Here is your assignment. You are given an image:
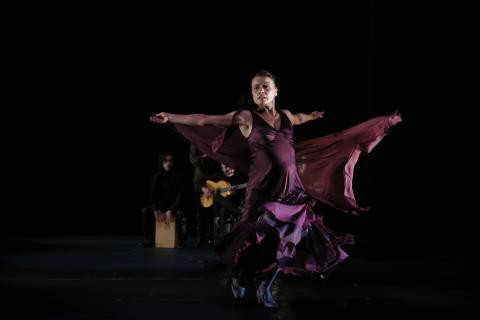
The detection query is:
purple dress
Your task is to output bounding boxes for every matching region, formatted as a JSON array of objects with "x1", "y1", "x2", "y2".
[{"x1": 171, "y1": 109, "x2": 402, "y2": 283}]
